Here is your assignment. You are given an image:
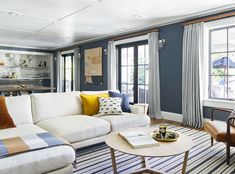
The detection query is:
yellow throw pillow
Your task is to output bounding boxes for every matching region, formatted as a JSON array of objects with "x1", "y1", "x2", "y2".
[{"x1": 80, "y1": 93, "x2": 109, "y2": 116}]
